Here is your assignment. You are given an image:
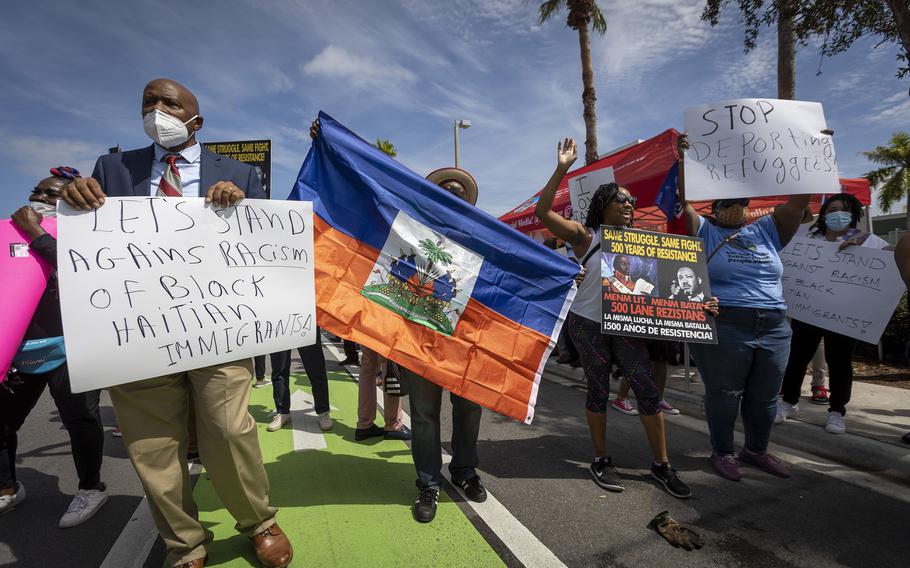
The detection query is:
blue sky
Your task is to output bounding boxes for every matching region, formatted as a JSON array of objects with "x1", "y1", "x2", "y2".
[{"x1": 1, "y1": 0, "x2": 907, "y2": 219}]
